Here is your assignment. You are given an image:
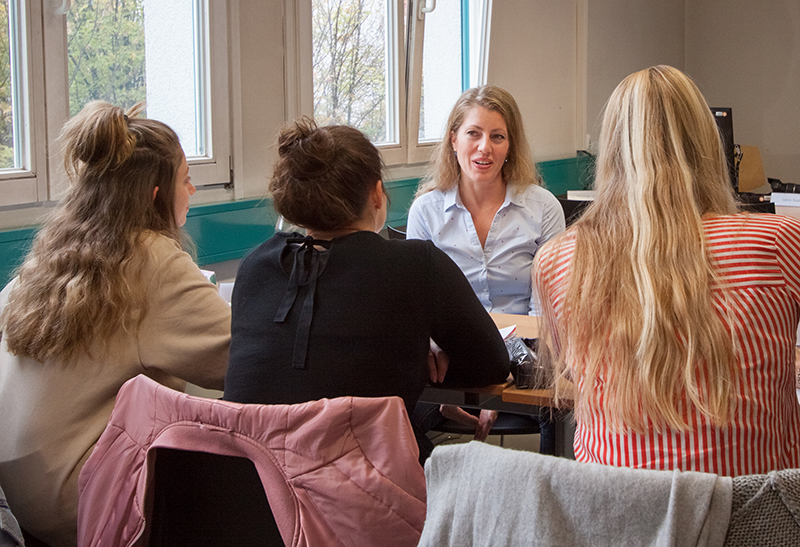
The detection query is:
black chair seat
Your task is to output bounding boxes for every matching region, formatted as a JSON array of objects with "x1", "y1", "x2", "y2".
[{"x1": 433, "y1": 412, "x2": 540, "y2": 436}]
